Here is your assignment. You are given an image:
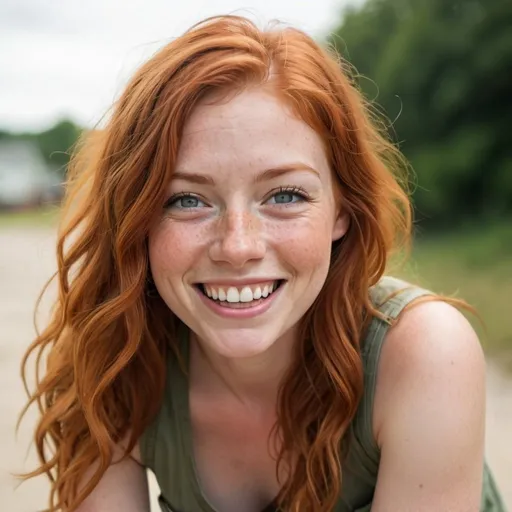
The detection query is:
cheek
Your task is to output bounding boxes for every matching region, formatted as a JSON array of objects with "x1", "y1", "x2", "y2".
[
  {"x1": 269, "y1": 216, "x2": 334, "y2": 271},
  {"x1": 148, "y1": 222, "x2": 207, "y2": 278}
]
